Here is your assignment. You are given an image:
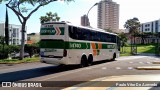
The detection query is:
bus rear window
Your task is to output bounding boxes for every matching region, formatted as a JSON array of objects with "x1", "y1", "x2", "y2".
[{"x1": 40, "y1": 39, "x2": 64, "y2": 49}]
